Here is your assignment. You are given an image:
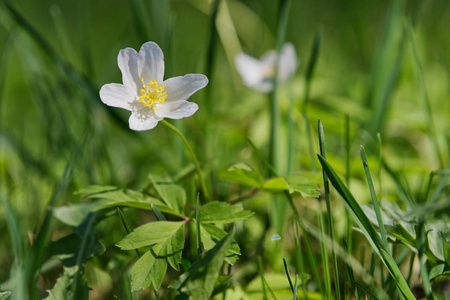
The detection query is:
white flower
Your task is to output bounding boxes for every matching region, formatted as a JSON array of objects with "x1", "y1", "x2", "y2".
[
  {"x1": 100, "y1": 41, "x2": 208, "y2": 131},
  {"x1": 235, "y1": 43, "x2": 298, "y2": 92}
]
